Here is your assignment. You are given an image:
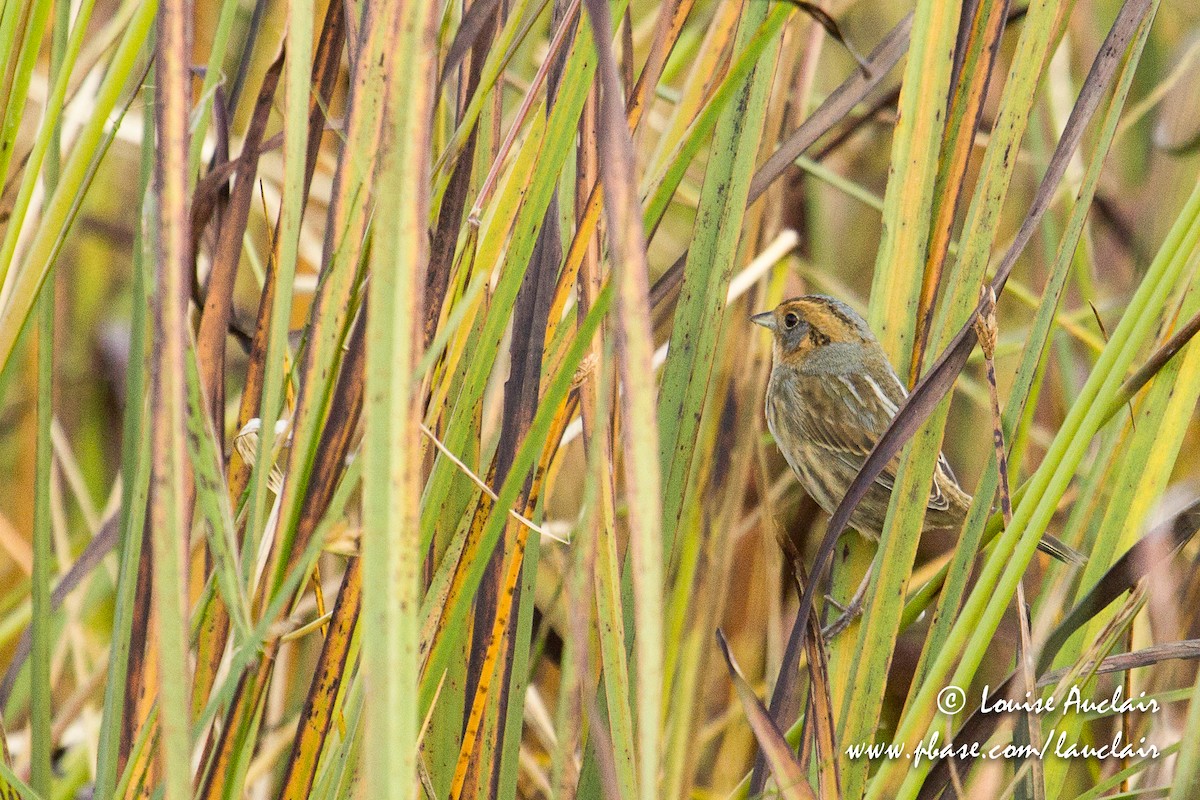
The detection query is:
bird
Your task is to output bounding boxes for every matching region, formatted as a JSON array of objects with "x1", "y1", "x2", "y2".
[{"x1": 751, "y1": 294, "x2": 1081, "y2": 563}]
